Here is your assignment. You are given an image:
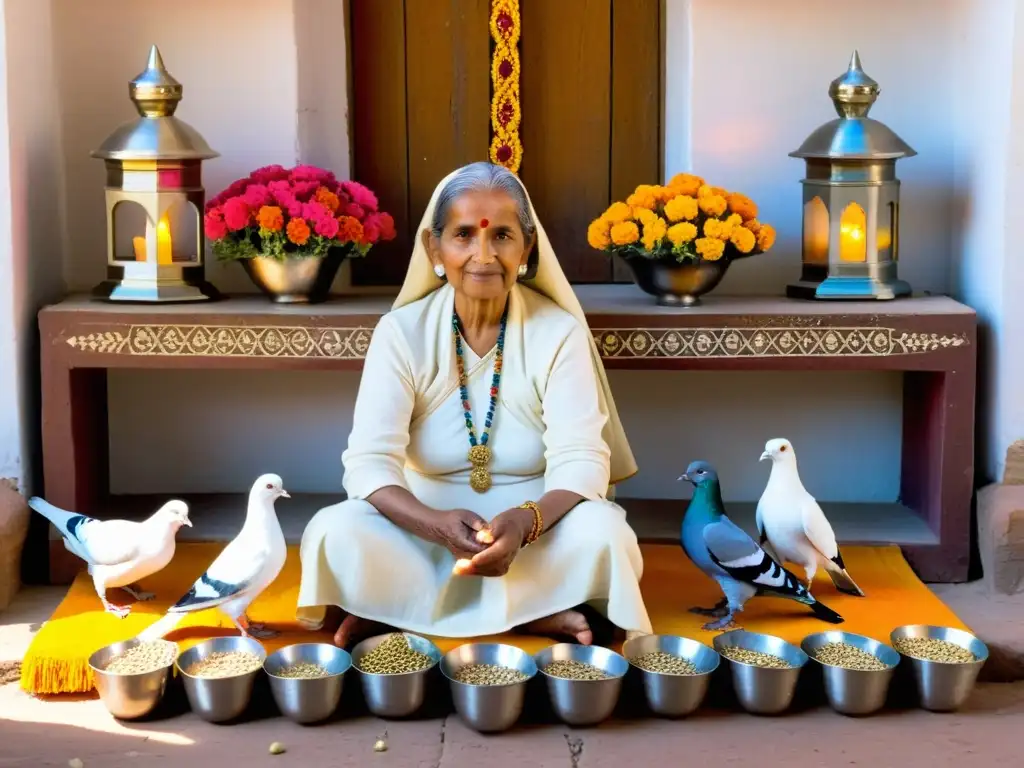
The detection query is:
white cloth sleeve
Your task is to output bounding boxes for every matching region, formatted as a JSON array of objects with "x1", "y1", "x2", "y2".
[
  {"x1": 341, "y1": 315, "x2": 416, "y2": 500},
  {"x1": 541, "y1": 322, "x2": 612, "y2": 499}
]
